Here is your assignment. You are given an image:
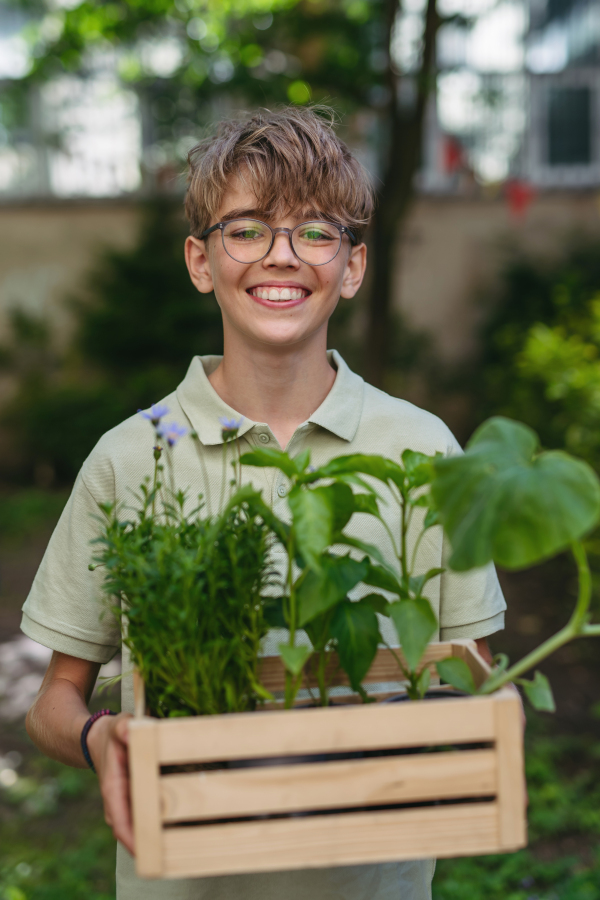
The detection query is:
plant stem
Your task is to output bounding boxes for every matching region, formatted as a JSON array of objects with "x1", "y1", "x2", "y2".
[
  {"x1": 400, "y1": 494, "x2": 408, "y2": 580},
  {"x1": 480, "y1": 540, "x2": 592, "y2": 694},
  {"x1": 284, "y1": 532, "x2": 296, "y2": 708}
]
